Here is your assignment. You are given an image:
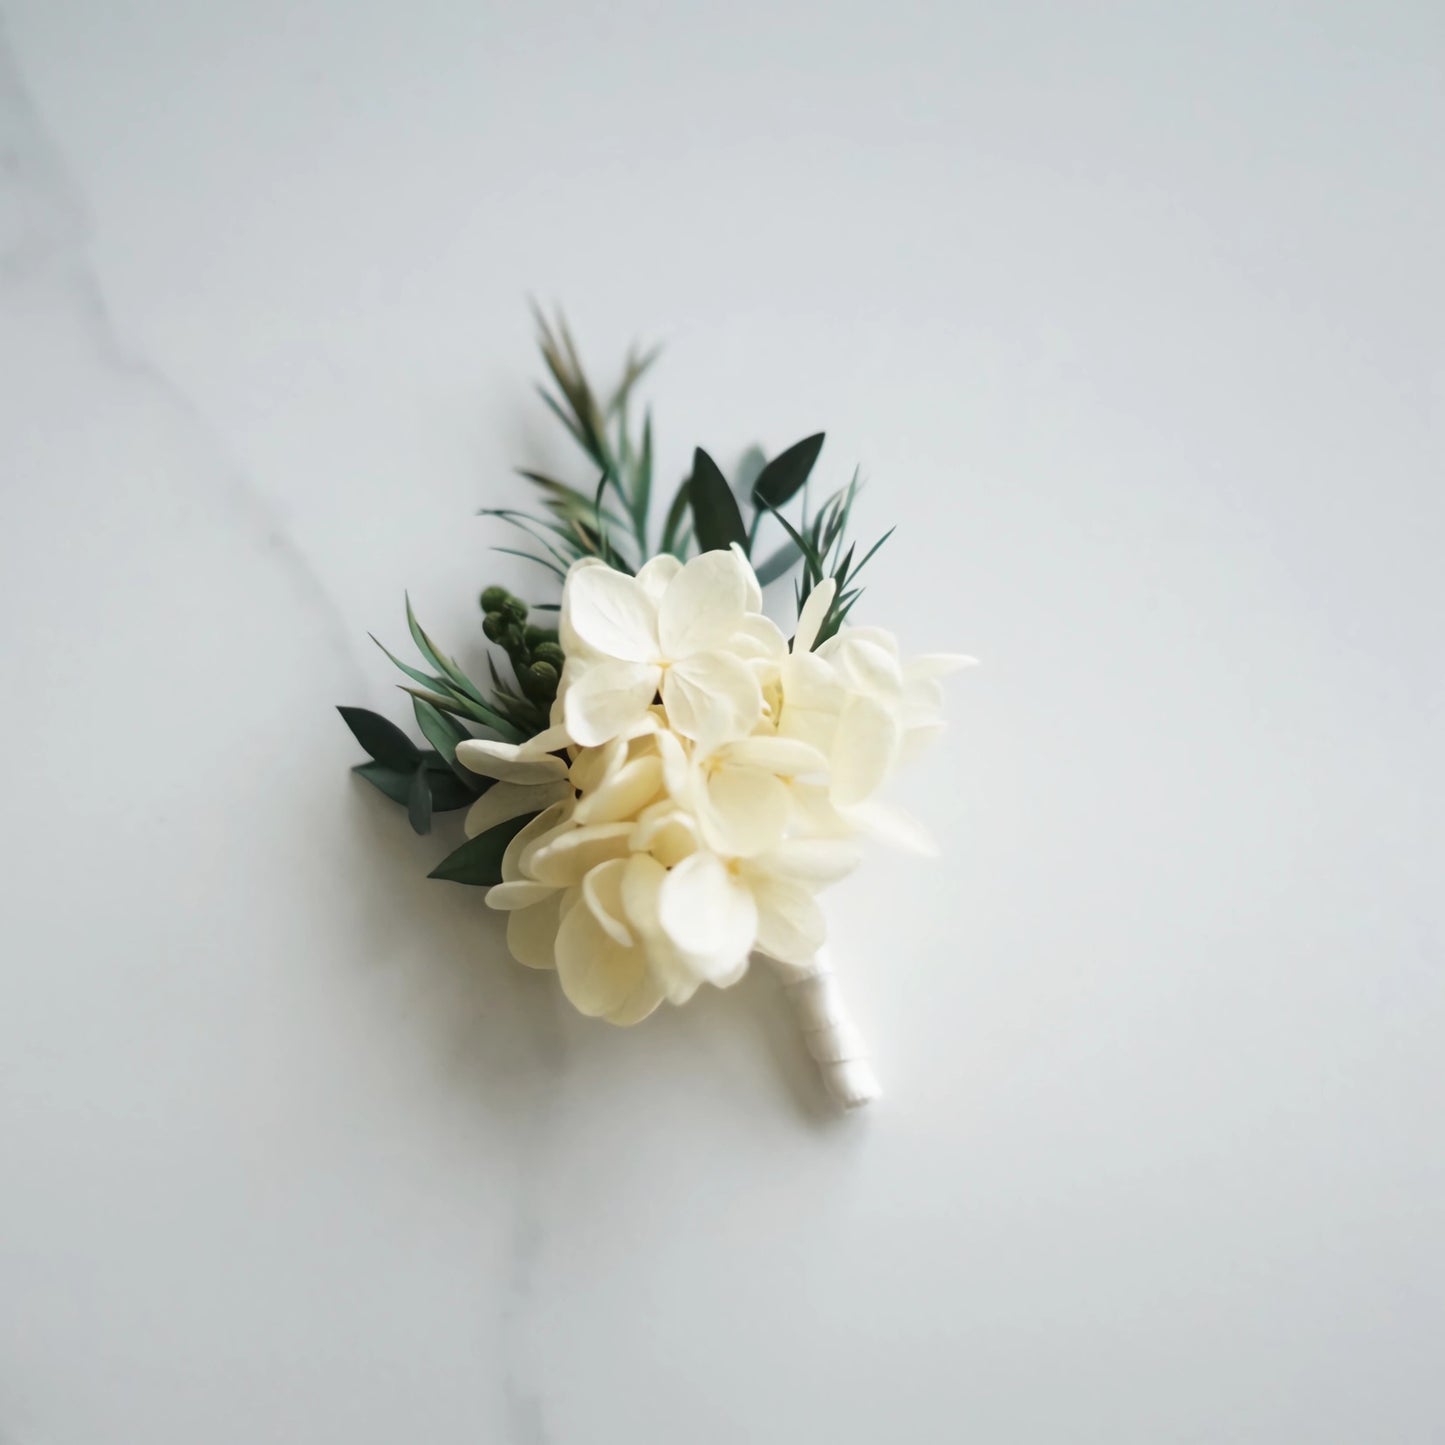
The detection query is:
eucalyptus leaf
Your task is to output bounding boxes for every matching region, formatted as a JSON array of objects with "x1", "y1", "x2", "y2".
[
  {"x1": 353, "y1": 756, "x2": 478, "y2": 813},
  {"x1": 428, "y1": 814, "x2": 533, "y2": 886},
  {"x1": 752, "y1": 432, "x2": 824, "y2": 510},
  {"x1": 406, "y1": 763, "x2": 433, "y2": 835},
  {"x1": 688, "y1": 447, "x2": 748, "y2": 553},
  {"x1": 337, "y1": 706, "x2": 420, "y2": 771}
]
